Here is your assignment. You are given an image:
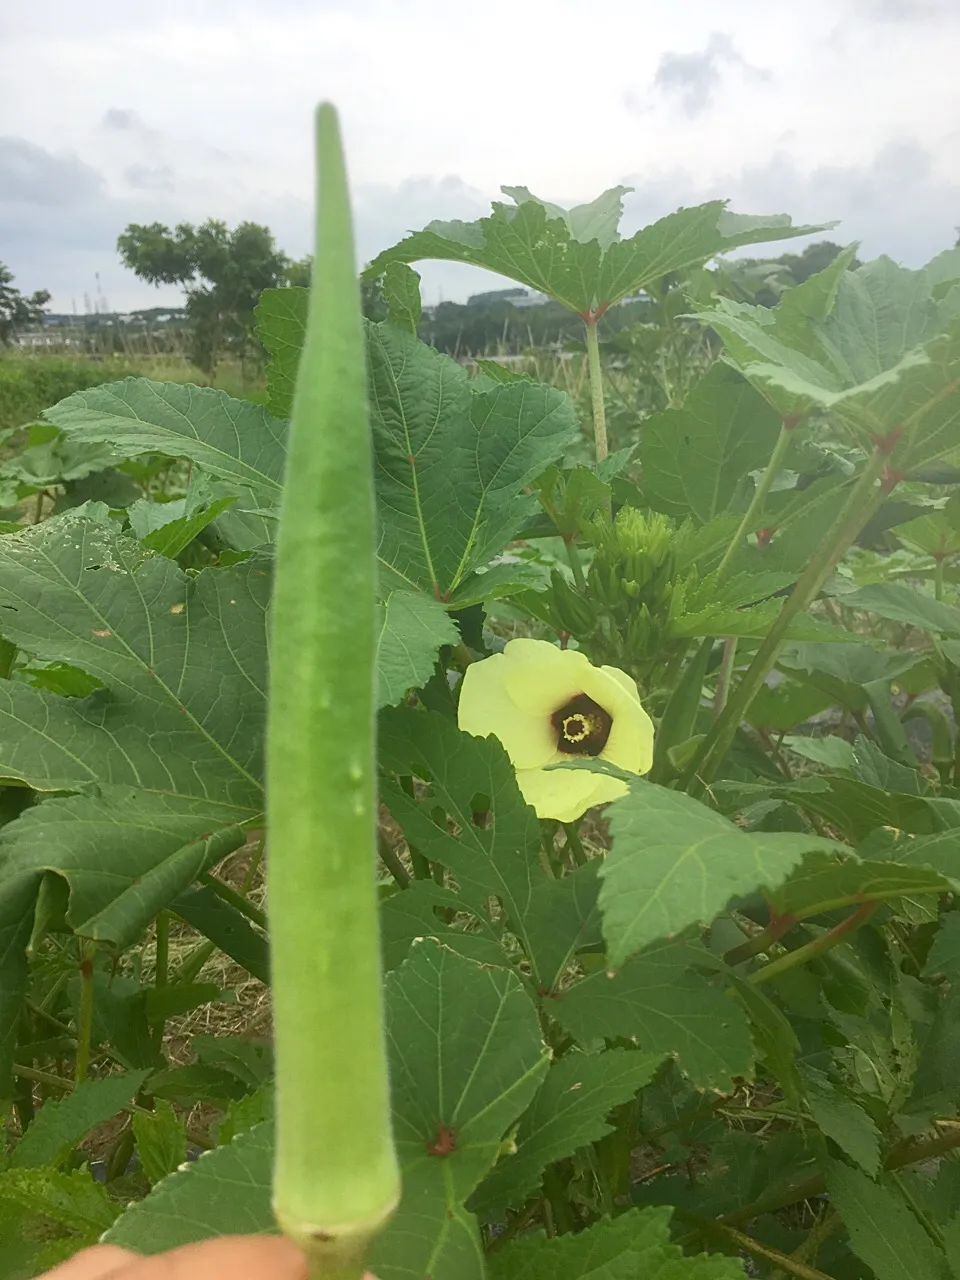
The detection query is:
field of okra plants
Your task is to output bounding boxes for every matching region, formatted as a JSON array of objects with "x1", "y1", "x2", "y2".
[{"x1": 3, "y1": 104, "x2": 960, "y2": 1280}]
